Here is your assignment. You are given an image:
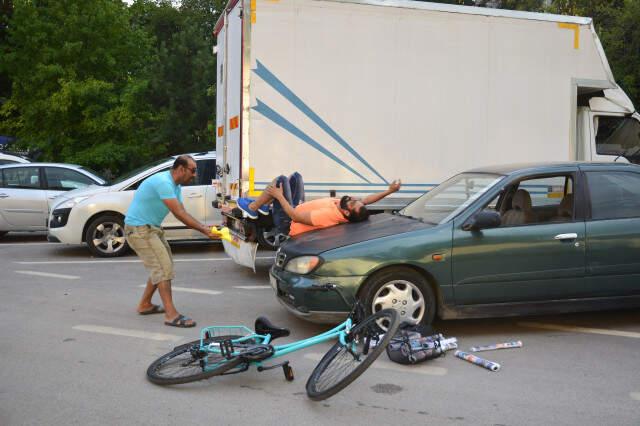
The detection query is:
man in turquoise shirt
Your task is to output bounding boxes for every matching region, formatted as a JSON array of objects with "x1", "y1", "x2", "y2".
[{"x1": 125, "y1": 155, "x2": 215, "y2": 328}]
